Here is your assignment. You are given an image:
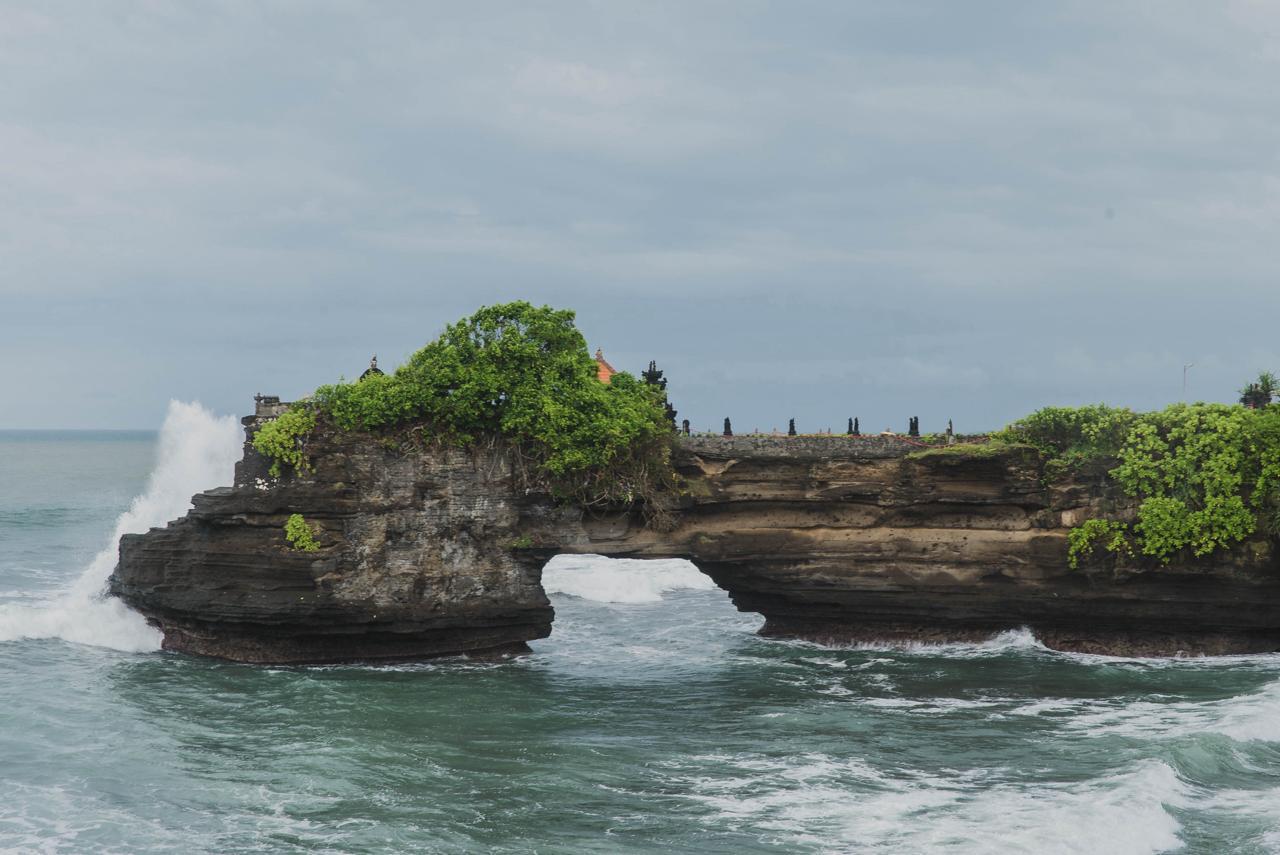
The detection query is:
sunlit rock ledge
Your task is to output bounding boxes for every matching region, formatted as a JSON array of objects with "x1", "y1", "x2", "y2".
[{"x1": 110, "y1": 407, "x2": 1280, "y2": 663}]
